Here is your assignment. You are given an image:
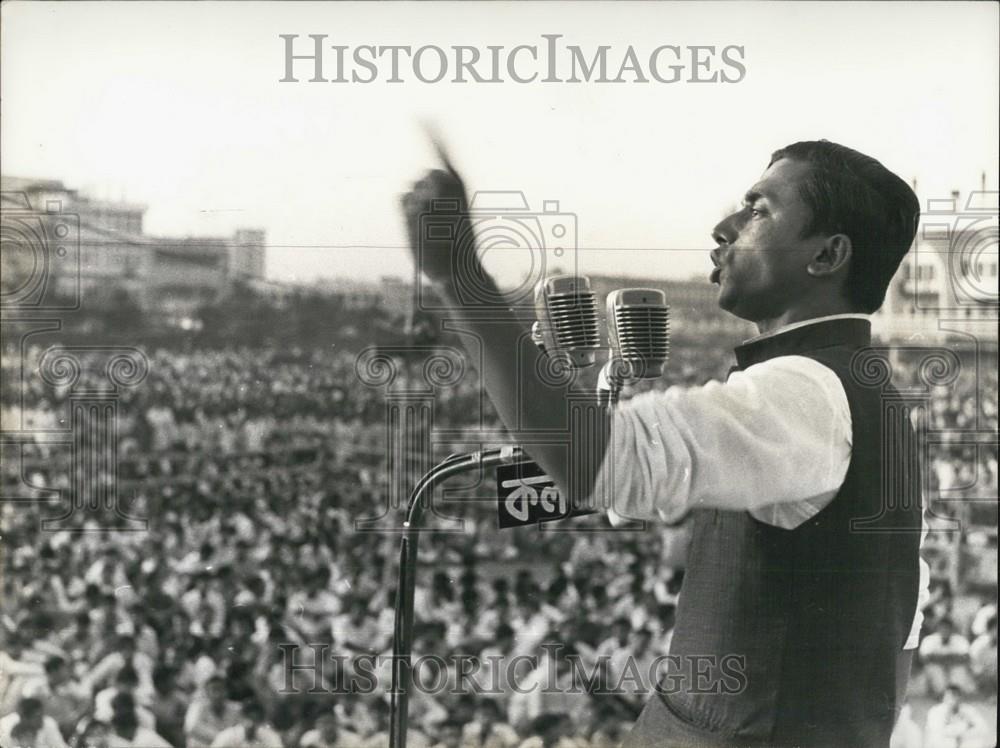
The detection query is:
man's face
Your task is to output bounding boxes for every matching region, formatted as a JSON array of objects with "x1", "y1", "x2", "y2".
[{"x1": 710, "y1": 158, "x2": 826, "y2": 322}]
